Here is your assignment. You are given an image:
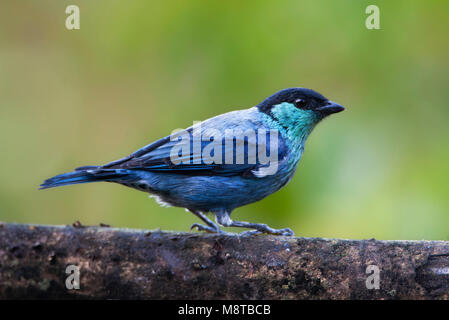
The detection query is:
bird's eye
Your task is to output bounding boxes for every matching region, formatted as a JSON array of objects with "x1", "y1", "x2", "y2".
[{"x1": 294, "y1": 99, "x2": 307, "y2": 109}]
